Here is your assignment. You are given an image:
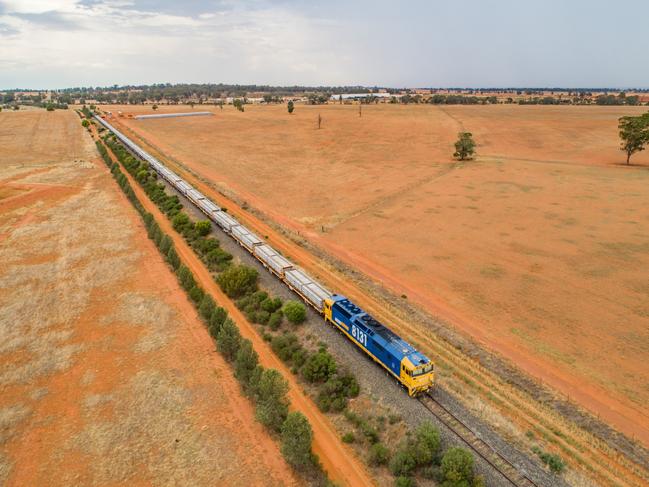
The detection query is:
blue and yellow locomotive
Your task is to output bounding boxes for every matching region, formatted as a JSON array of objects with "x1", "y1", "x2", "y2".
[{"x1": 324, "y1": 295, "x2": 434, "y2": 396}]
